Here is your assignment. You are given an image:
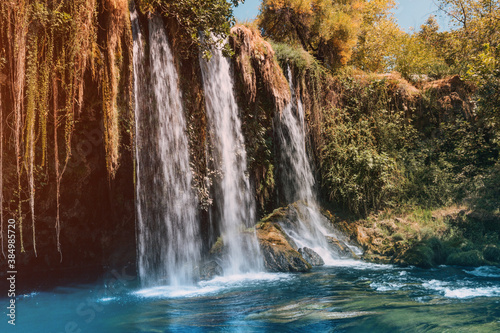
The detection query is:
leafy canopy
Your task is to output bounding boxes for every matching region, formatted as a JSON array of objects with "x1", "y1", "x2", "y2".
[
  {"x1": 258, "y1": 0, "x2": 364, "y2": 68},
  {"x1": 136, "y1": 0, "x2": 242, "y2": 56}
]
